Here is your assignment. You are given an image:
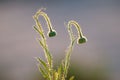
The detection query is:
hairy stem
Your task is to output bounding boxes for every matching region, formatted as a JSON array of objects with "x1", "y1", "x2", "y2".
[
  {"x1": 33, "y1": 9, "x2": 54, "y2": 80},
  {"x1": 68, "y1": 20, "x2": 84, "y2": 38}
]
